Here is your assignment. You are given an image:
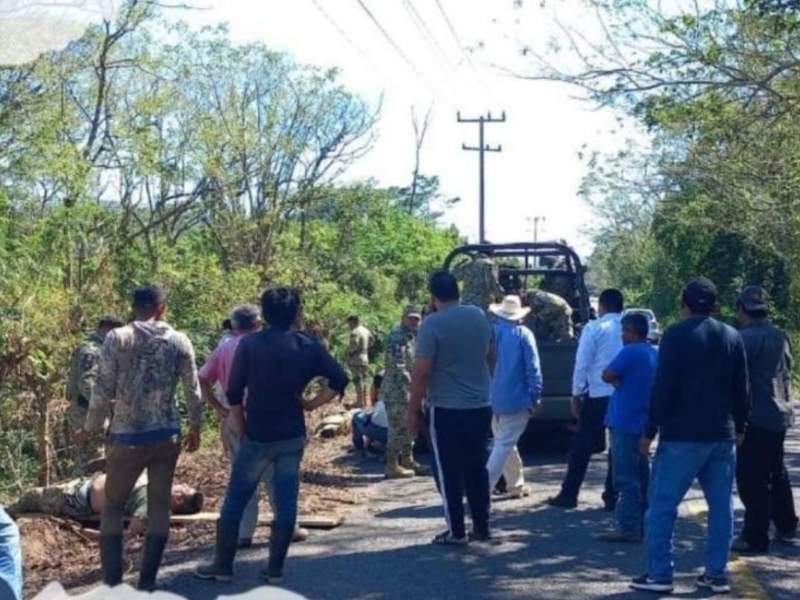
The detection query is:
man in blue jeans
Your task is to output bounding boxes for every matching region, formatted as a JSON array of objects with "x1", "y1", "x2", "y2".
[
  {"x1": 631, "y1": 278, "x2": 750, "y2": 595},
  {"x1": 600, "y1": 312, "x2": 657, "y2": 543},
  {"x1": 0, "y1": 505, "x2": 22, "y2": 600},
  {"x1": 195, "y1": 287, "x2": 349, "y2": 584}
]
